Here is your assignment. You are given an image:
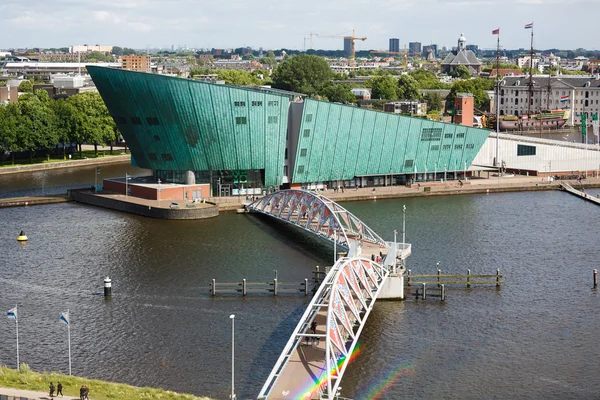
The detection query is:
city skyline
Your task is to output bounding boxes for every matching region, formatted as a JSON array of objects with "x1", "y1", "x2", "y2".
[{"x1": 1, "y1": 0, "x2": 598, "y2": 51}]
